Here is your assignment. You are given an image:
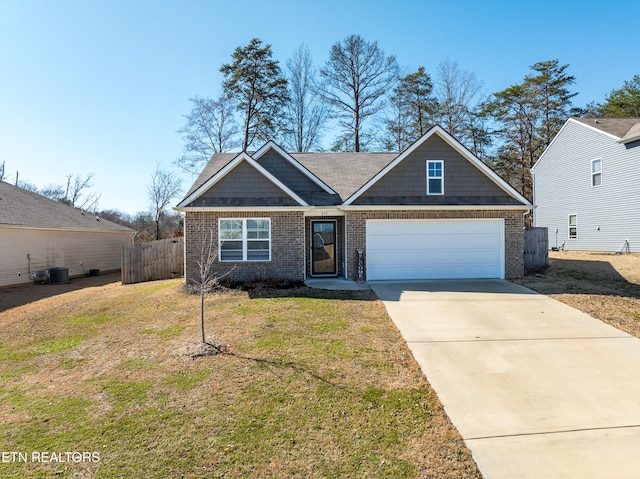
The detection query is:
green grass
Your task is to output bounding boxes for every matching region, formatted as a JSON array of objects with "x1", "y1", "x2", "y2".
[{"x1": 0, "y1": 279, "x2": 480, "y2": 479}]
